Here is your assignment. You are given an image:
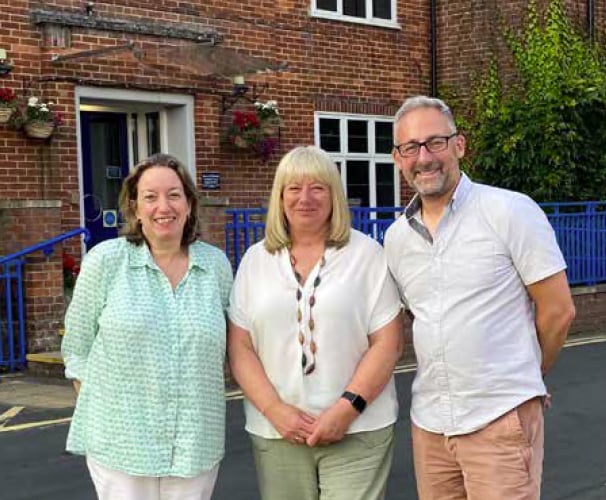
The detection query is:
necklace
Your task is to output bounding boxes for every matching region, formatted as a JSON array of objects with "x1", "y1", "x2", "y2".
[{"x1": 289, "y1": 250, "x2": 326, "y2": 376}]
